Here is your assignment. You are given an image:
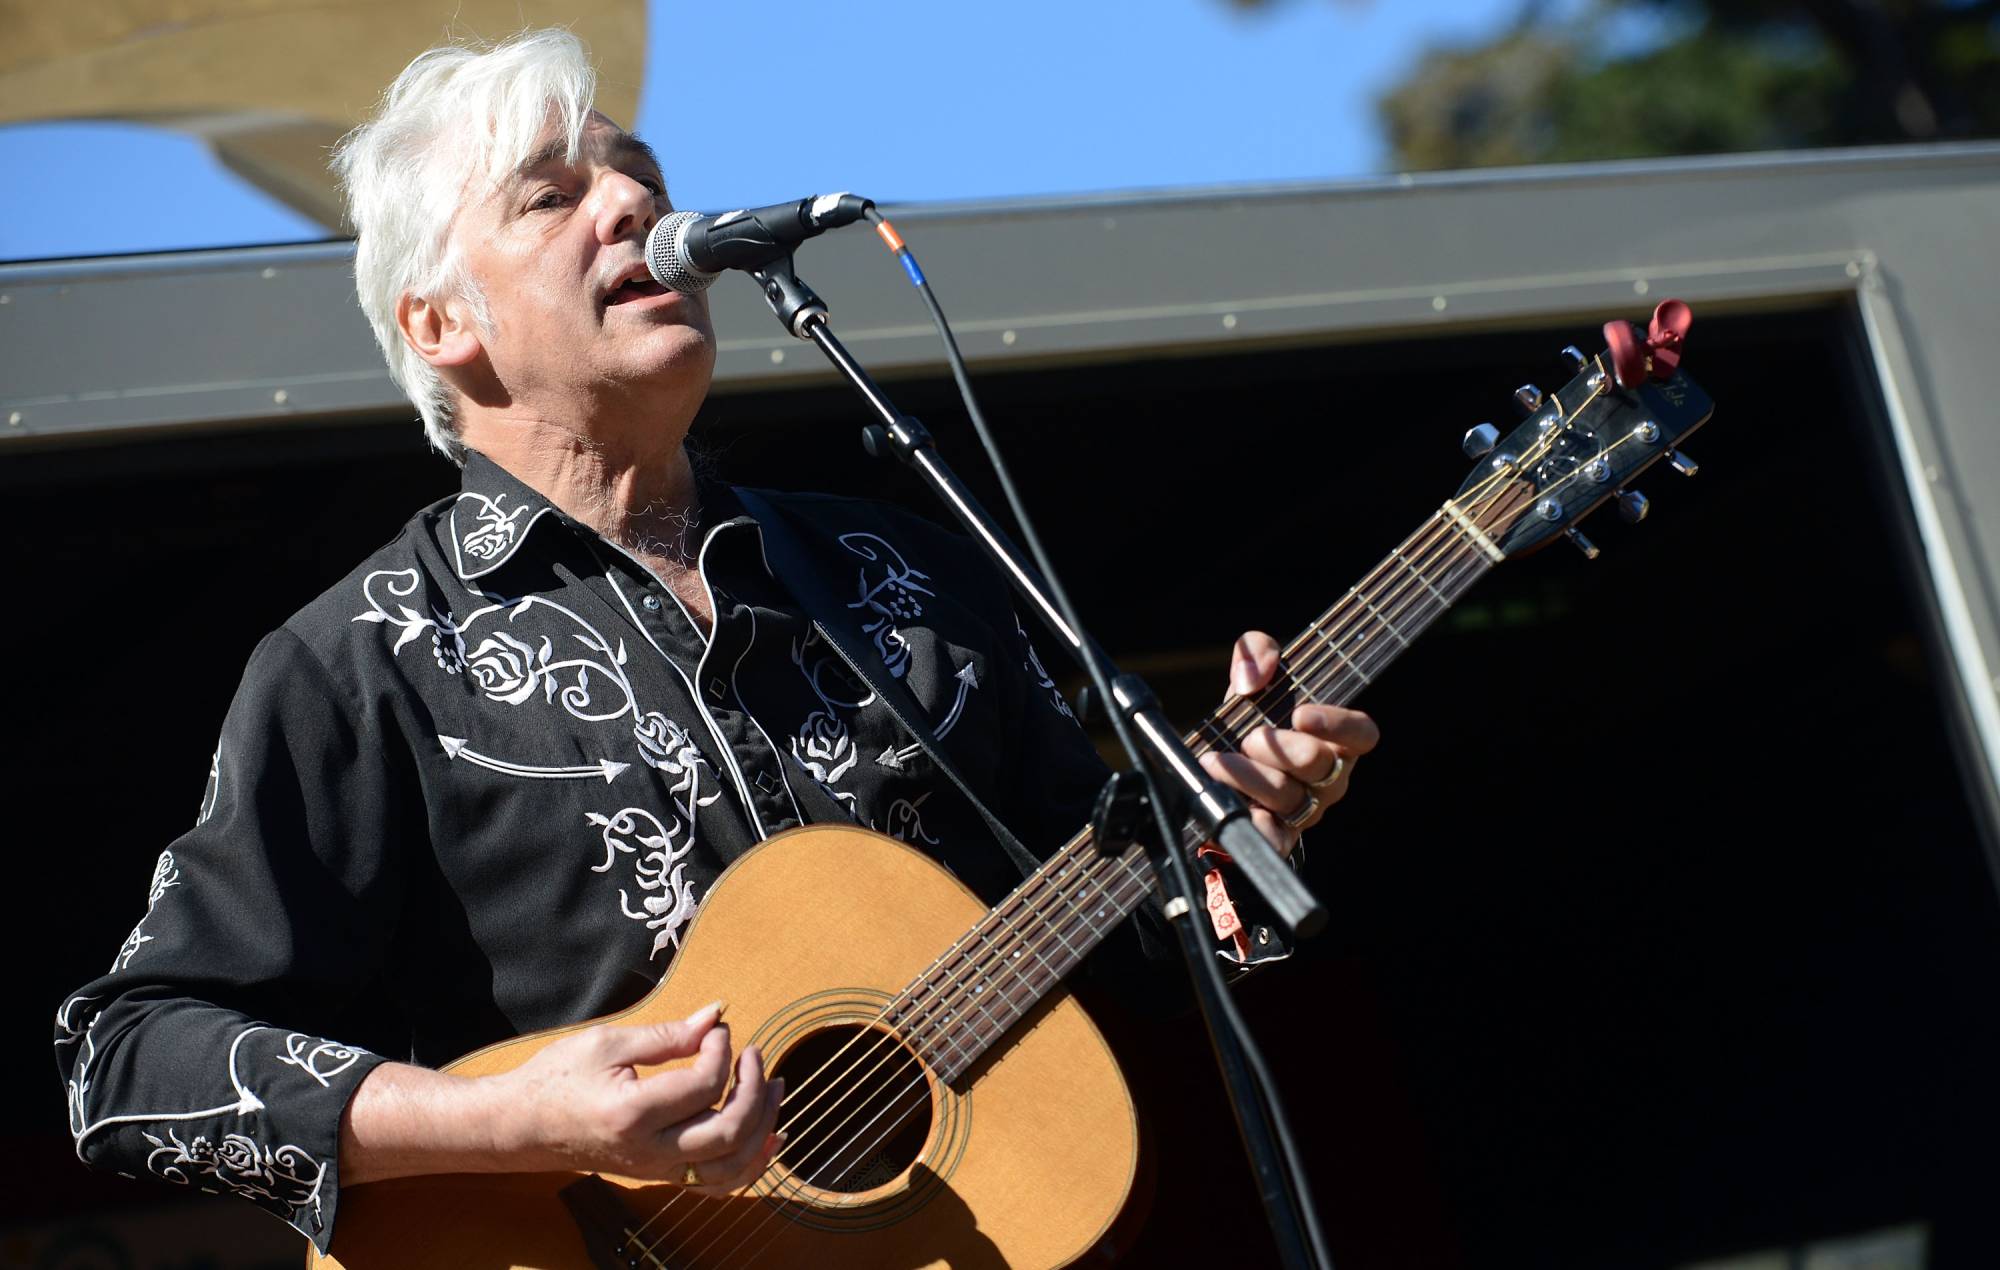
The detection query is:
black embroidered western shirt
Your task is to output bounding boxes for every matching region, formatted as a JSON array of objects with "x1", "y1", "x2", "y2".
[{"x1": 54, "y1": 451, "x2": 1114, "y2": 1250}]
